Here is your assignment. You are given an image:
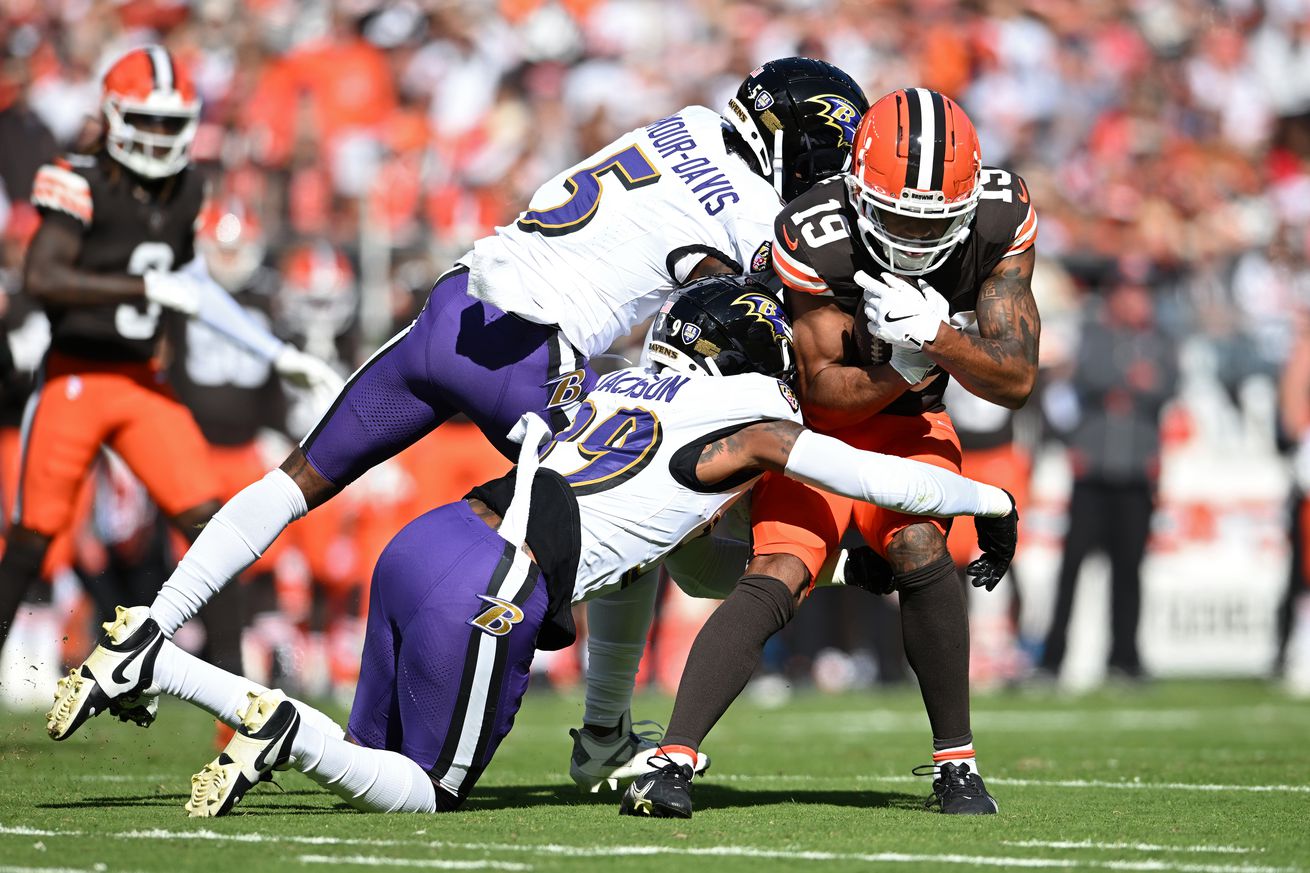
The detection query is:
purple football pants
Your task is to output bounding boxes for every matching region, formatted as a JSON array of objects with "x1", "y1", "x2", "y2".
[
  {"x1": 301, "y1": 266, "x2": 594, "y2": 484},
  {"x1": 348, "y1": 500, "x2": 548, "y2": 804}
]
